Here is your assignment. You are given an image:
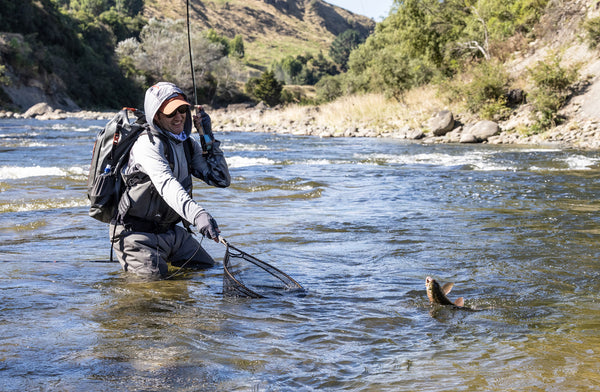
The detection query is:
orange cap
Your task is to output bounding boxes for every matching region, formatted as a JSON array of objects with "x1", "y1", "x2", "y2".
[{"x1": 159, "y1": 94, "x2": 190, "y2": 115}]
